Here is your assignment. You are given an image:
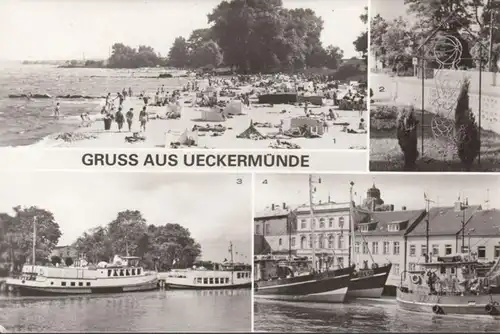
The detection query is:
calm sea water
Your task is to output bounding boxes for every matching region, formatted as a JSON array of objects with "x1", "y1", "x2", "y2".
[
  {"x1": 254, "y1": 298, "x2": 500, "y2": 333},
  {"x1": 0, "y1": 62, "x2": 189, "y2": 146},
  {"x1": 0, "y1": 289, "x2": 251, "y2": 332}
]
